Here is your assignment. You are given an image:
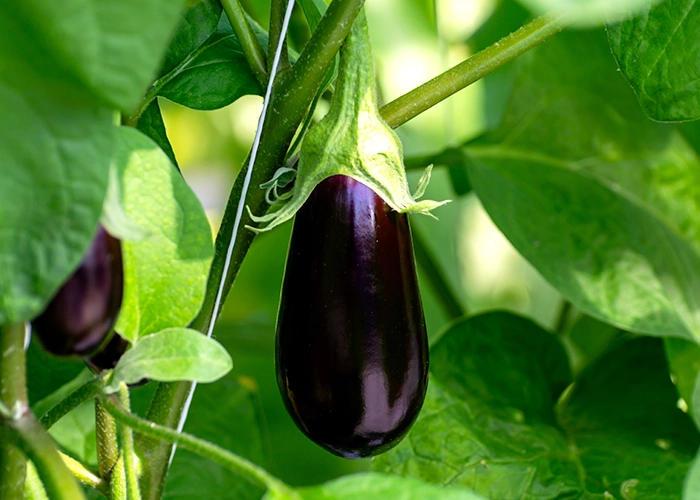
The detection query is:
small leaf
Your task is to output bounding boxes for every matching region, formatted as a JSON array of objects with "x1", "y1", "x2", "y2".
[
  {"x1": 608, "y1": 0, "x2": 700, "y2": 121},
  {"x1": 107, "y1": 328, "x2": 232, "y2": 392},
  {"x1": 413, "y1": 165, "x2": 434, "y2": 199},
  {"x1": 298, "y1": 473, "x2": 485, "y2": 499}
]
